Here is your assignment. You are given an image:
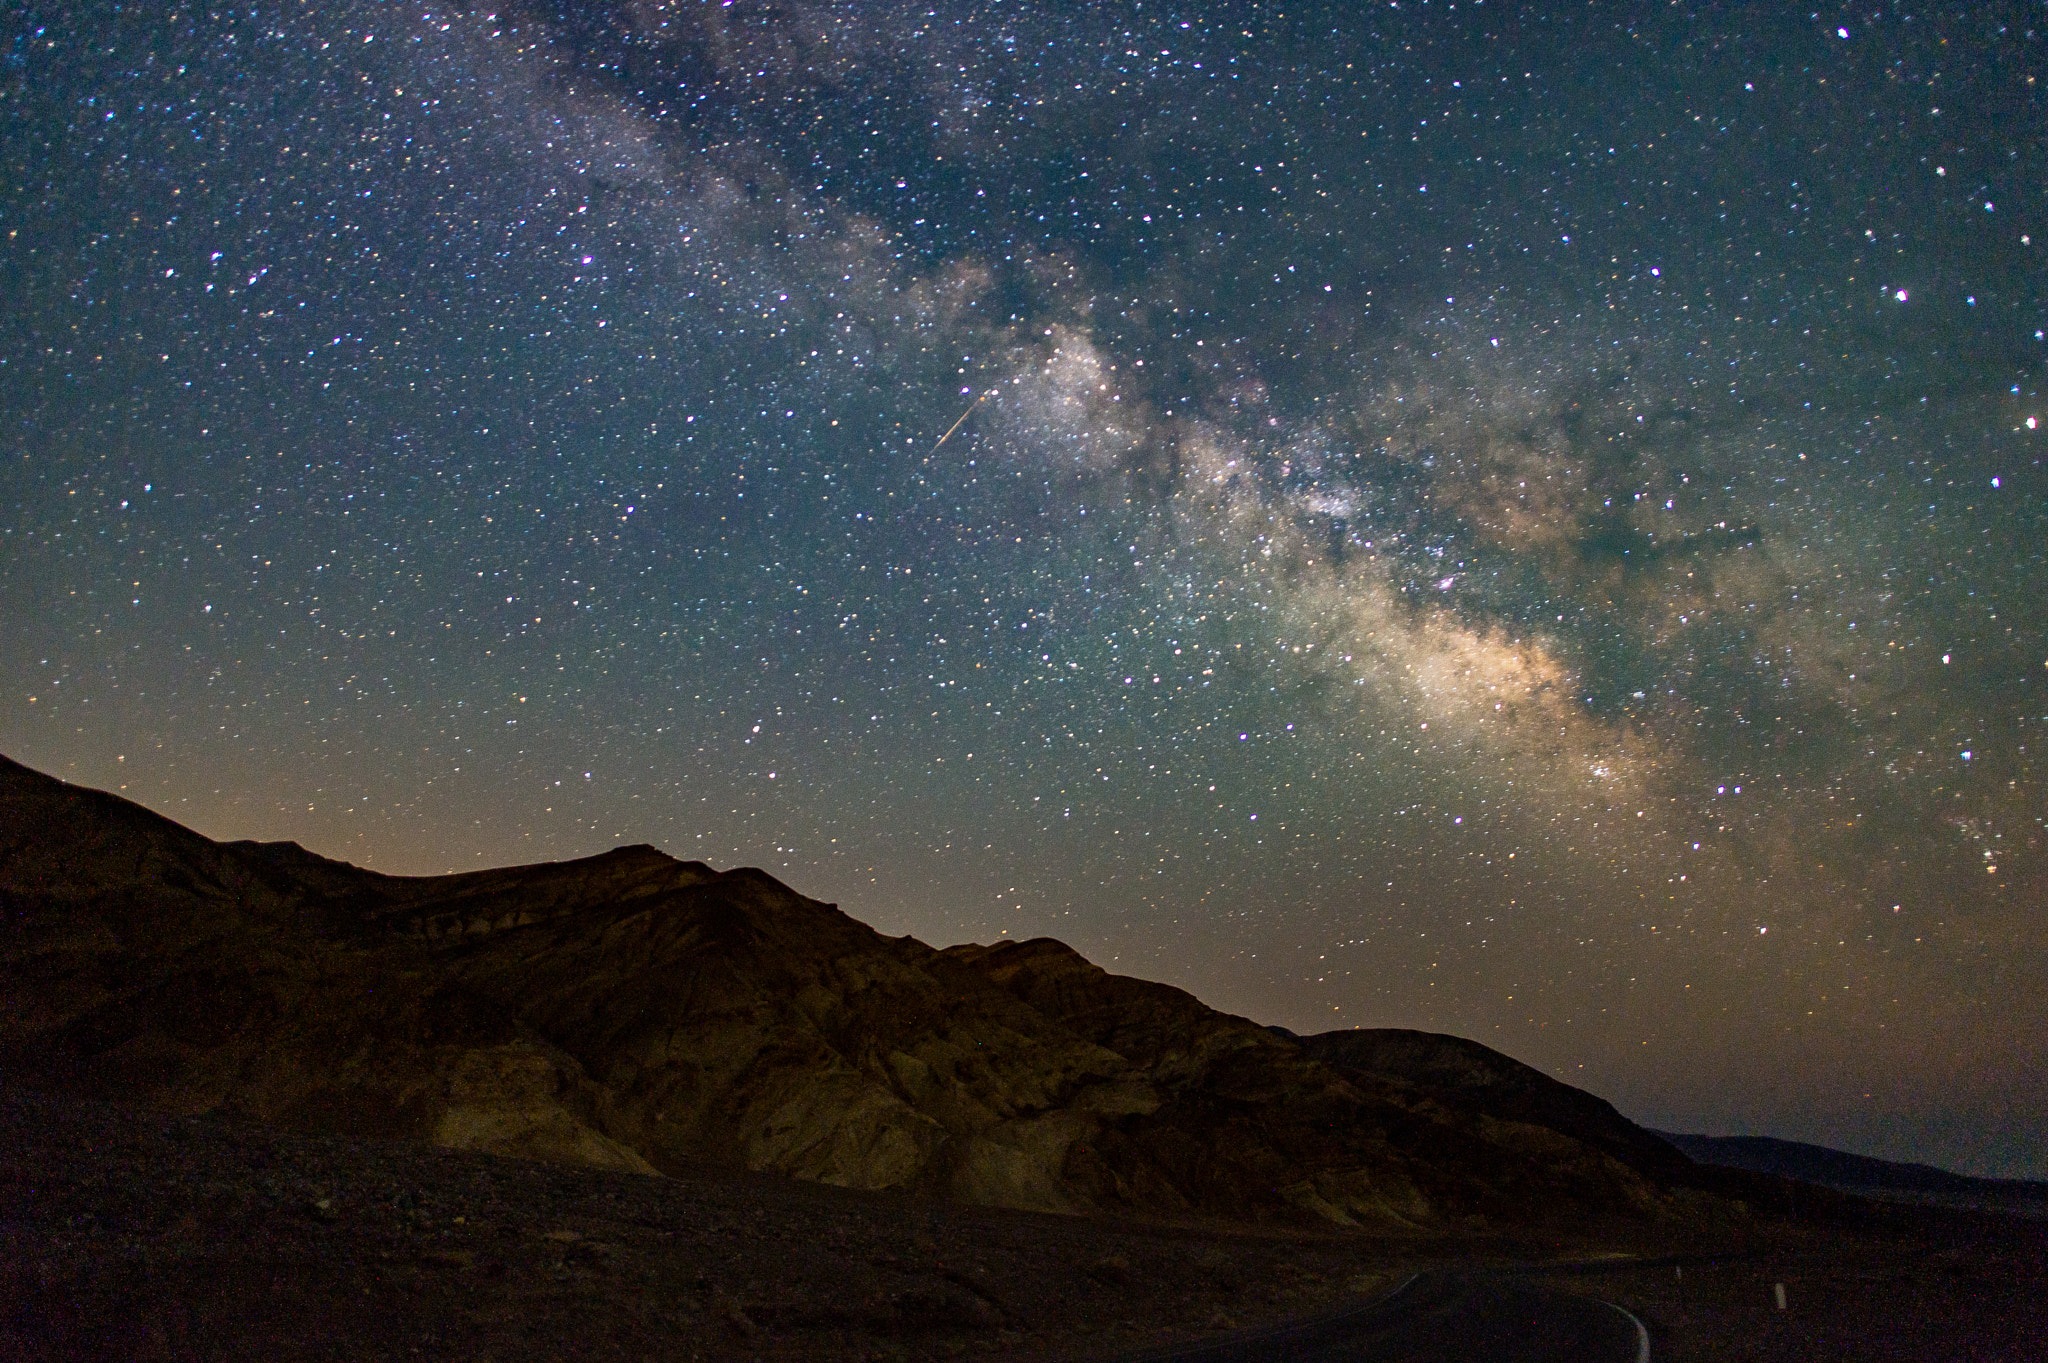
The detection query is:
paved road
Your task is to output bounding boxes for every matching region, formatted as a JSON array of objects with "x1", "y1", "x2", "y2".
[{"x1": 1116, "y1": 1270, "x2": 1650, "y2": 1363}]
